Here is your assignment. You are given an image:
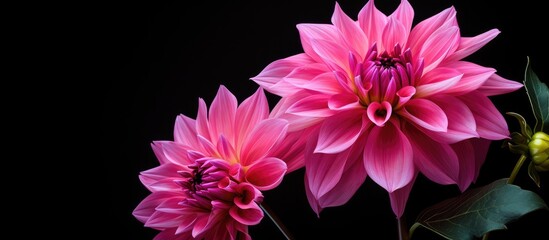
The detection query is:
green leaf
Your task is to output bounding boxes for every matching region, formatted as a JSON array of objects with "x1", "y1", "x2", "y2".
[
  {"x1": 410, "y1": 178, "x2": 548, "y2": 240},
  {"x1": 506, "y1": 112, "x2": 533, "y2": 139},
  {"x1": 528, "y1": 161, "x2": 541, "y2": 188},
  {"x1": 524, "y1": 57, "x2": 549, "y2": 133}
]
